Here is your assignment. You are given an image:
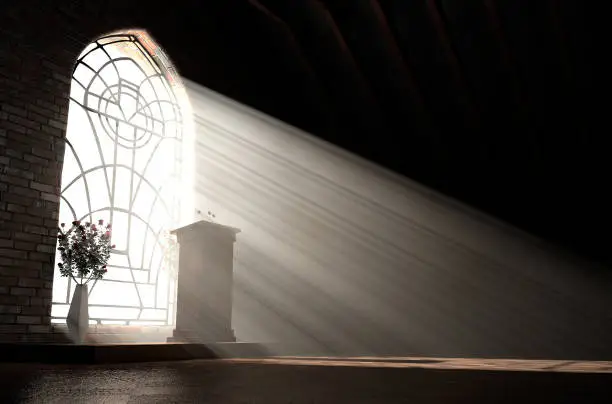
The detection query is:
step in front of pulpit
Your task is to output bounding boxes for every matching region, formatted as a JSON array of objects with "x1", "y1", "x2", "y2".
[{"x1": 167, "y1": 327, "x2": 236, "y2": 343}]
